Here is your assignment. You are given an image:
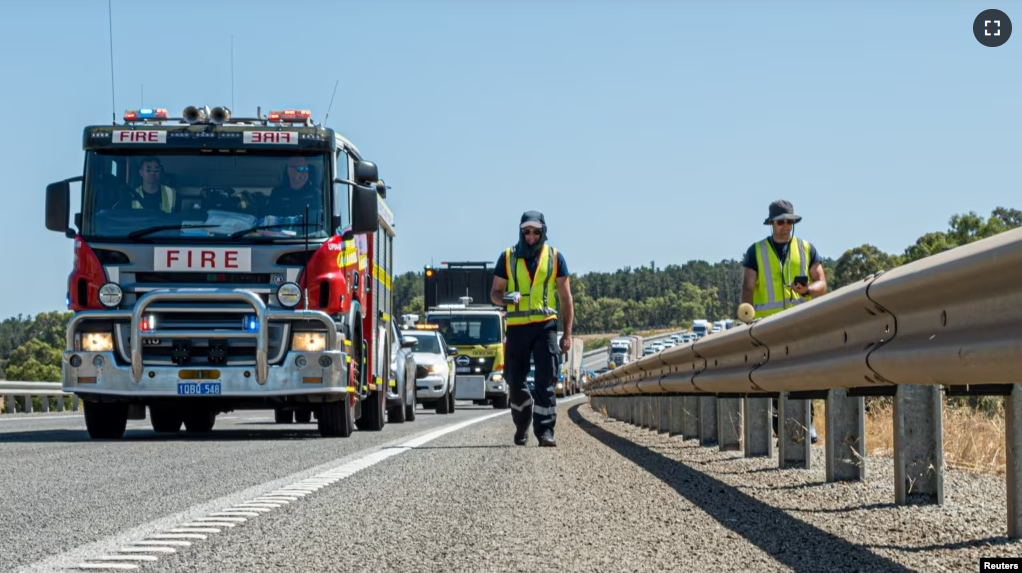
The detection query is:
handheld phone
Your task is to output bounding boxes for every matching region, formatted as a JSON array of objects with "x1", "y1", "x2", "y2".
[
  {"x1": 793, "y1": 275, "x2": 809, "y2": 286},
  {"x1": 503, "y1": 292, "x2": 519, "y2": 303}
]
